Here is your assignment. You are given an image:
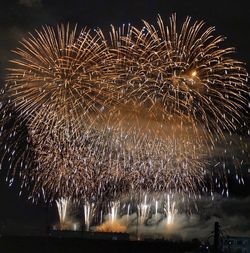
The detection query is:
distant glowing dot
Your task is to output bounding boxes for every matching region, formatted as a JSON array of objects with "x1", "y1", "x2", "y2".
[{"x1": 191, "y1": 70, "x2": 197, "y2": 77}]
